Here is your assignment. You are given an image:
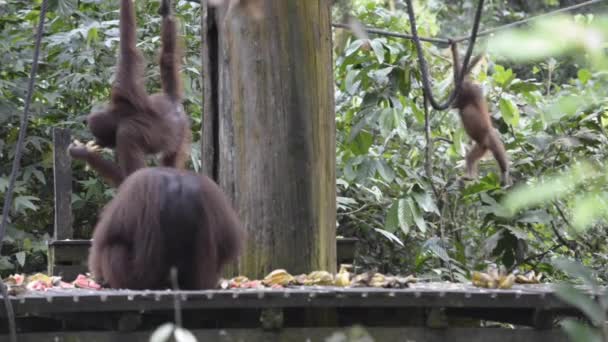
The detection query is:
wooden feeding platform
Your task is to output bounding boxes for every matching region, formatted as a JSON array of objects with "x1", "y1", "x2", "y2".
[
  {"x1": 0, "y1": 283, "x2": 582, "y2": 341},
  {"x1": 6, "y1": 127, "x2": 577, "y2": 341}
]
